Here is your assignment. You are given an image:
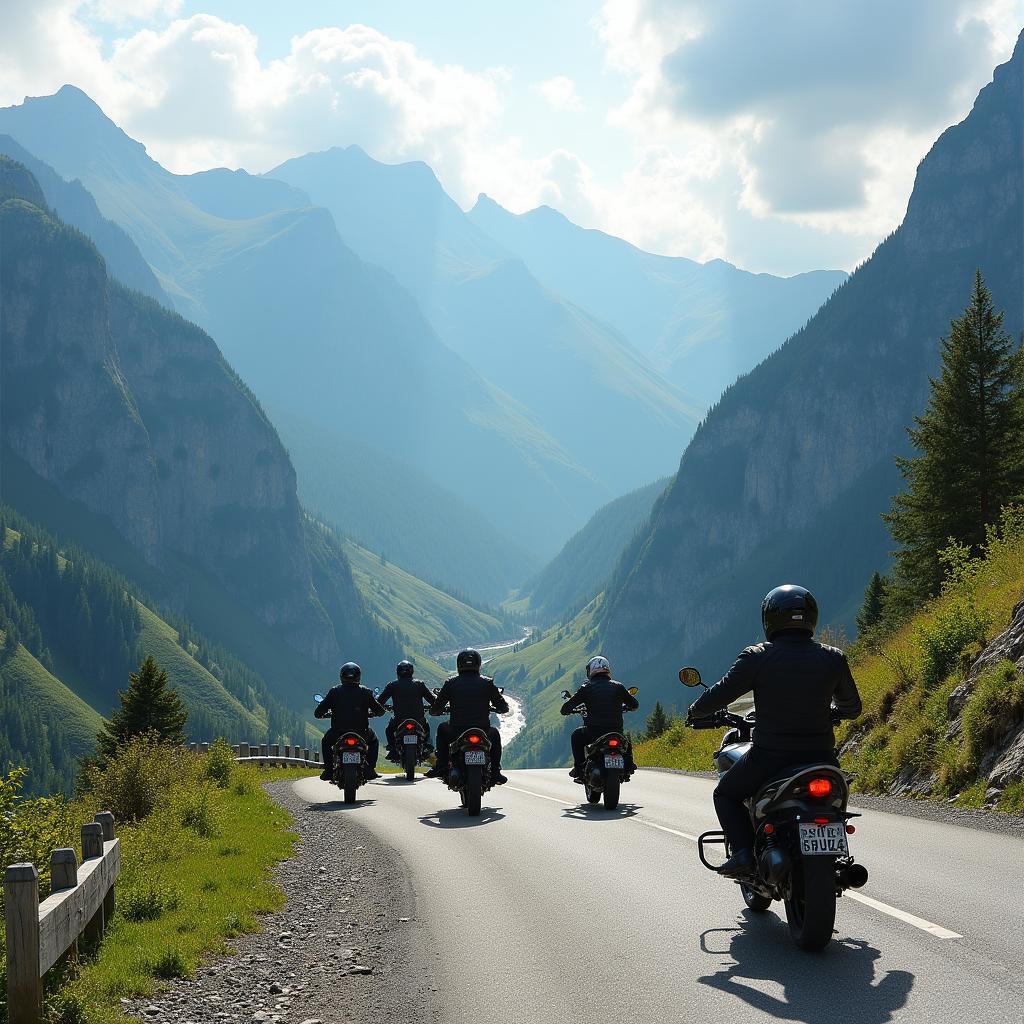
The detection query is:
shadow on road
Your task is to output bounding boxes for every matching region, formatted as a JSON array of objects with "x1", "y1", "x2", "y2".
[
  {"x1": 418, "y1": 807, "x2": 506, "y2": 828},
  {"x1": 698, "y1": 913, "x2": 914, "y2": 1023},
  {"x1": 561, "y1": 802, "x2": 641, "y2": 820},
  {"x1": 307, "y1": 799, "x2": 377, "y2": 811}
]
